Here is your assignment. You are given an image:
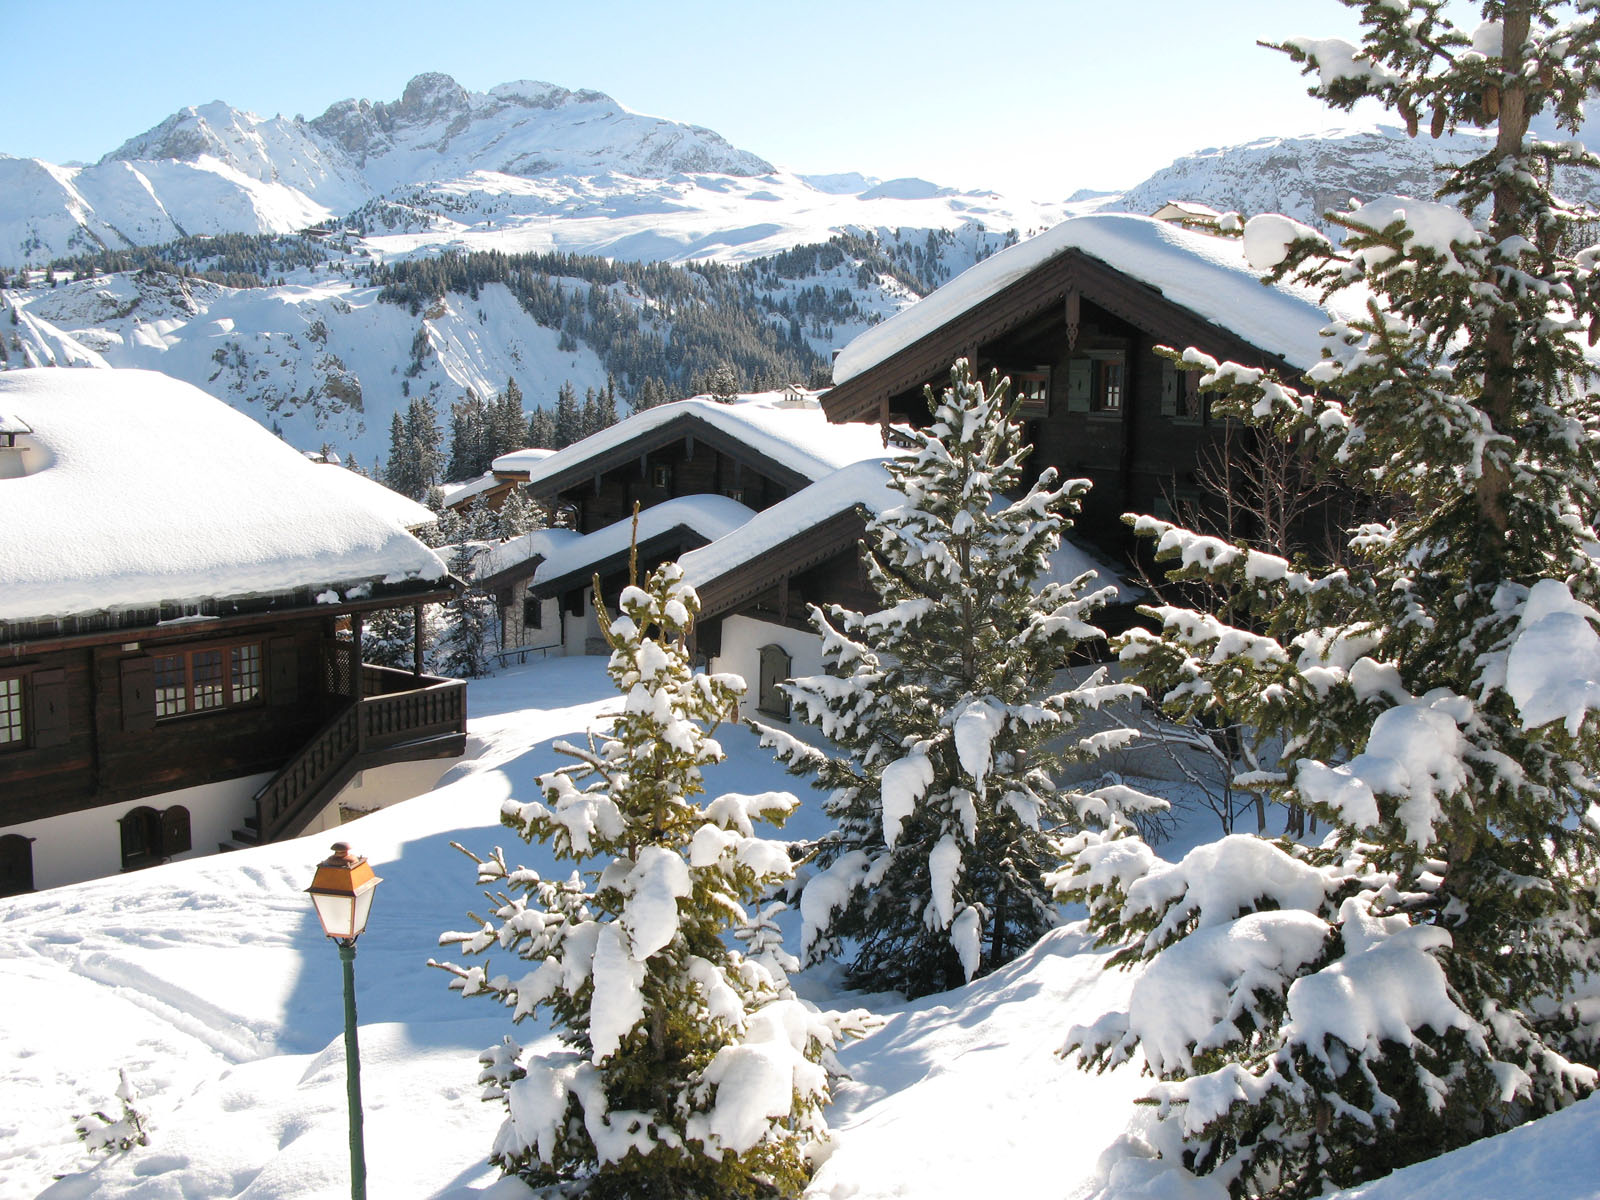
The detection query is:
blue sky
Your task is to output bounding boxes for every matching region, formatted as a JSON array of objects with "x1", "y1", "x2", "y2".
[{"x1": 3, "y1": 0, "x2": 1379, "y2": 201}]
